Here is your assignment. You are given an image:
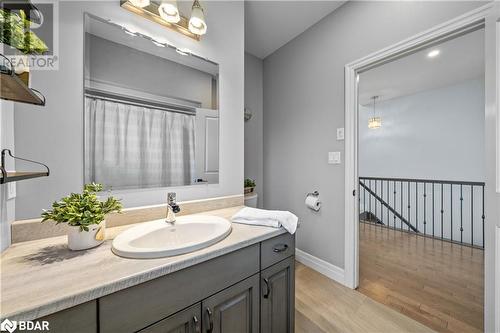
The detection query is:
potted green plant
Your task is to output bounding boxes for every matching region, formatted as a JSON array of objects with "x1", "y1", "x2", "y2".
[
  {"x1": 41, "y1": 183, "x2": 122, "y2": 251},
  {"x1": 244, "y1": 178, "x2": 256, "y2": 194}
]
